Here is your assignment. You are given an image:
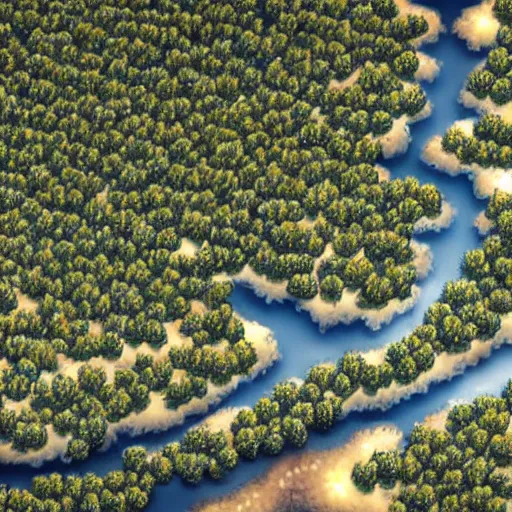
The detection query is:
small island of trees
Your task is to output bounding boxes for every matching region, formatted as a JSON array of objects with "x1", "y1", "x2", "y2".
[{"x1": 466, "y1": 1, "x2": 512, "y2": 106}]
